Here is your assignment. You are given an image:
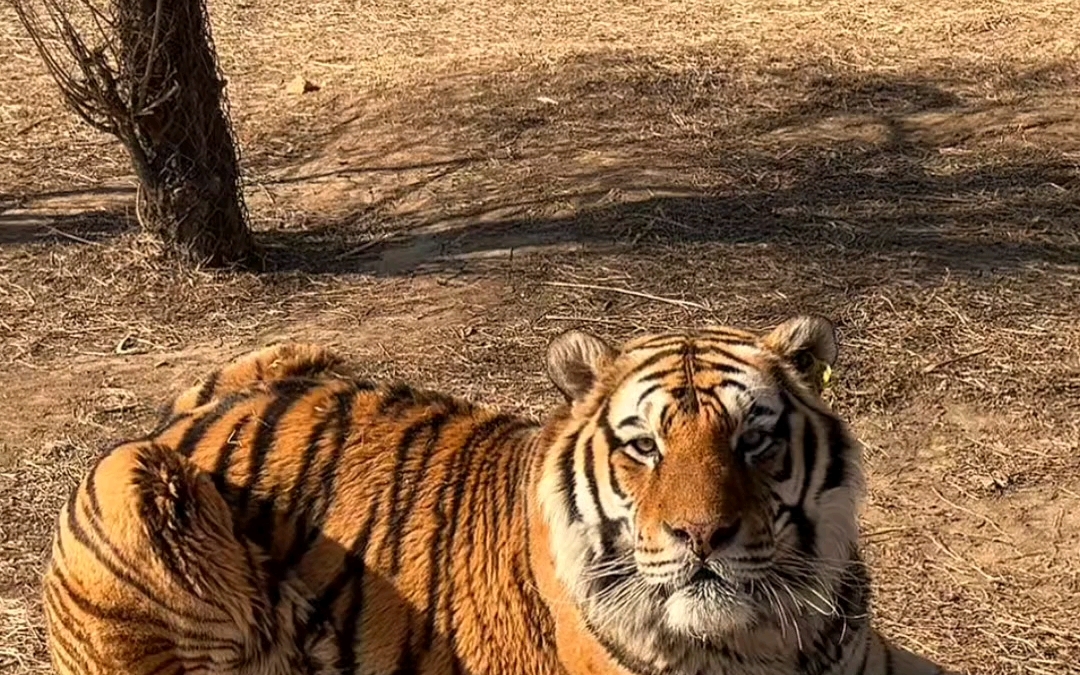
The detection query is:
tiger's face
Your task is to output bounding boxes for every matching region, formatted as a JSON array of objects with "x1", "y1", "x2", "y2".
[{"x1": 539, "y1": 316, "x2": 861, "y2": 653}]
